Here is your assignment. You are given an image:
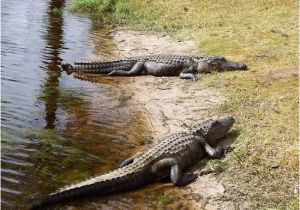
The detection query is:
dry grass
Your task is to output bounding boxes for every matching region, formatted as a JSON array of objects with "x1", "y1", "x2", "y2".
[
  {"x1": 68, "y1": 0, "x2": 299, "y2": 208},
  {"x1": 109, "y1": 1, "x2": 299, "y2": 207},
  {"x1": 205, "y1": 72, "x2": 299, "y2": 209}
]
